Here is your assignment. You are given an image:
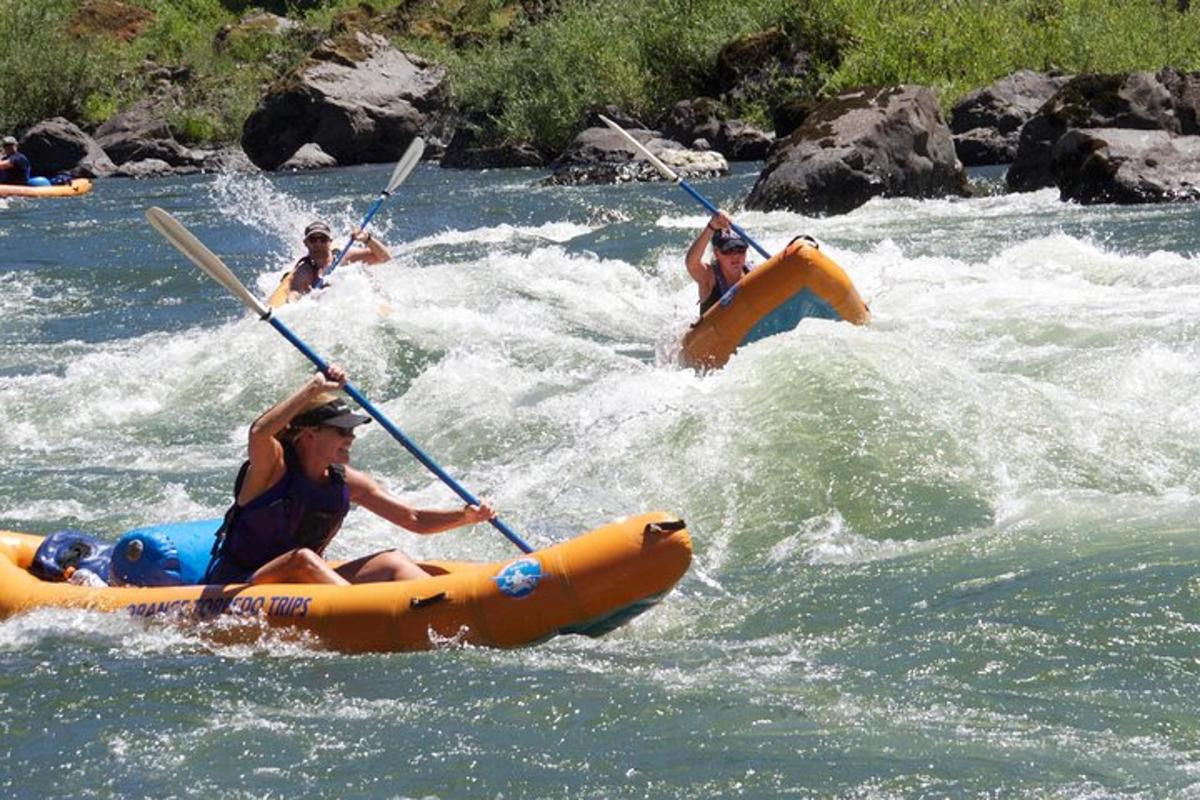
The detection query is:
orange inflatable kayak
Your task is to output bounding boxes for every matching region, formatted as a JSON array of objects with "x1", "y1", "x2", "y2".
[
  {"x1": 266, "y1": 269, "x2": 292, "y2": 308},
  {"x1": 0, "y1": 512, "x2": 692, "y2": 653},
  {"x1": 0, "y1": 178, "x2": 93, "y2": 198},
  {"x1": 681, "y1": 238, "x2": 870, "y2": 369}
]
